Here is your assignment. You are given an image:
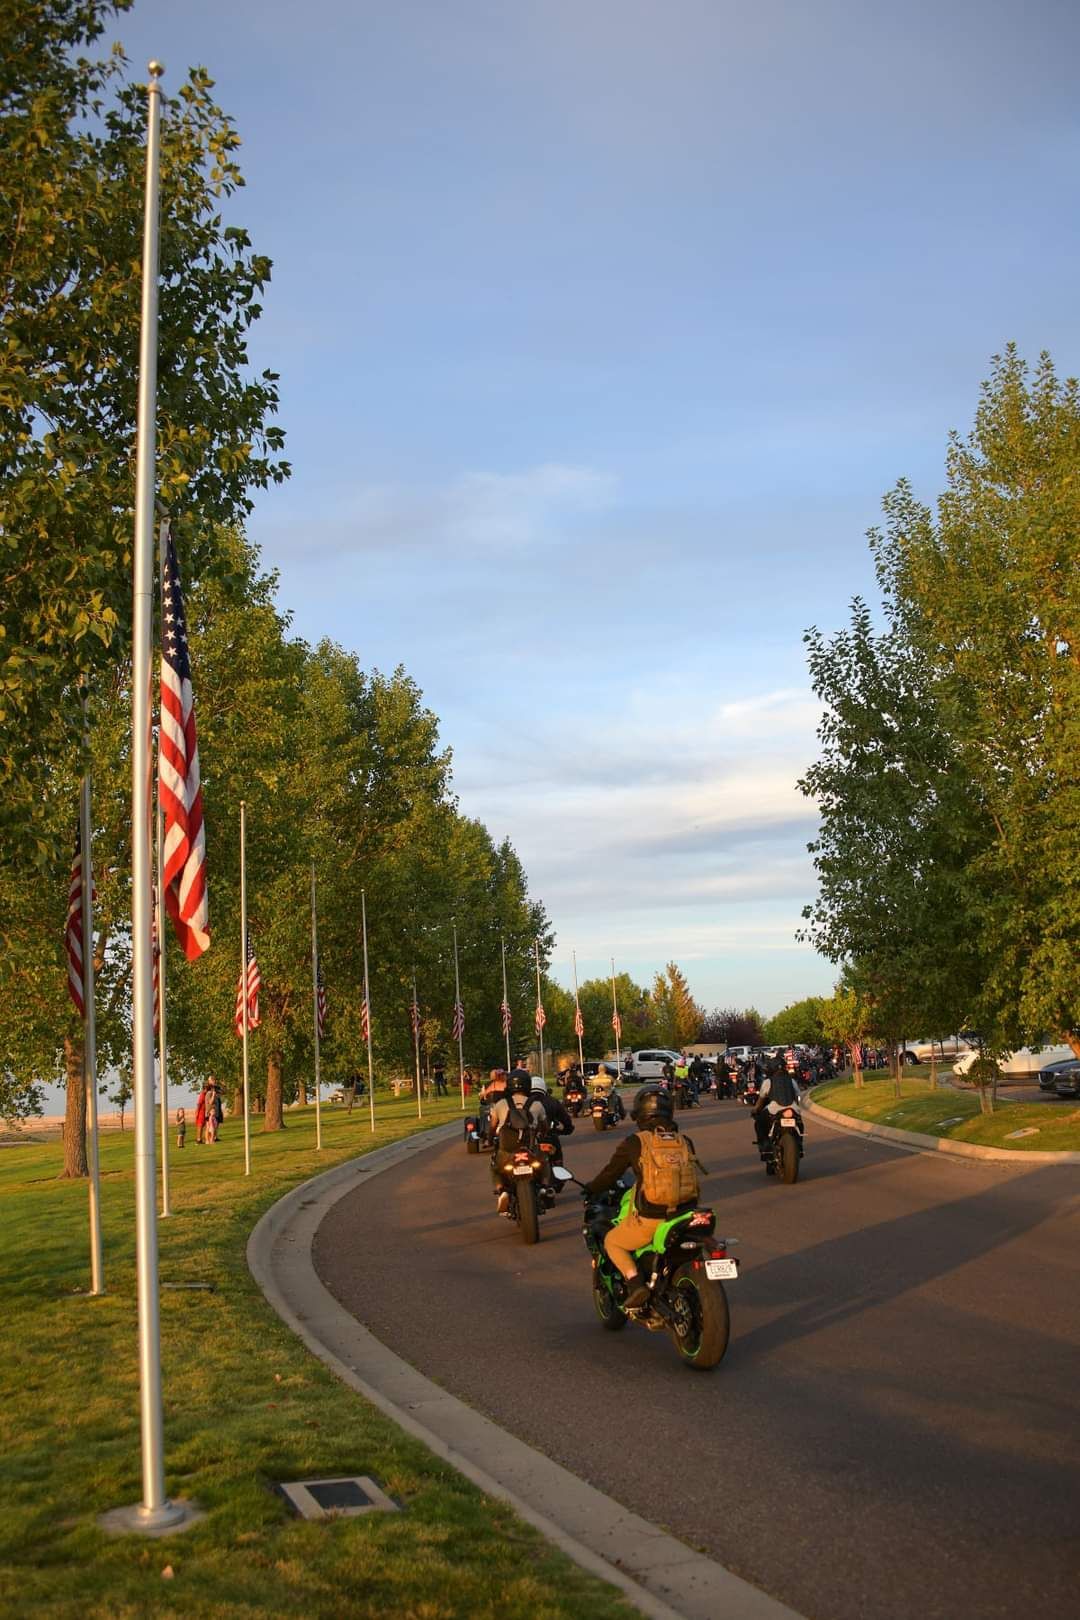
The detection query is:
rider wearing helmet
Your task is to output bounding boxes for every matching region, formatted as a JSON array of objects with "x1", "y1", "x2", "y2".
[
  {"x1": 752, "y1": 1057, "x2": 803, "y2": 1151},
  {"x1": 582, "y1": 1086, "x2": 701, "y2": 1310},
  {"x1": 490, "y1": 1071, "x2": 548, "y2": 1214},
  {"x1": 530, "y1": 1076, "x2": 575, "y2": 1137}
]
